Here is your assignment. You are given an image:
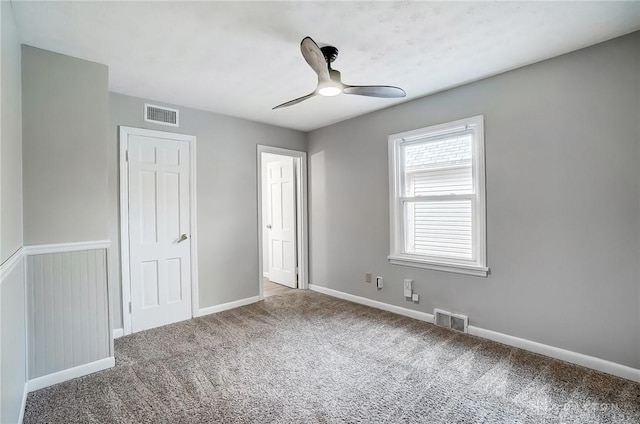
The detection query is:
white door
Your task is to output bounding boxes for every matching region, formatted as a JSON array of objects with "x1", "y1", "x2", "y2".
[
  {"x1": 127, "y1": 134, "x2": 192, "y2": 332},
  {"x1": 267, "y1": 157, "x2": 297, "y2": 288}
]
